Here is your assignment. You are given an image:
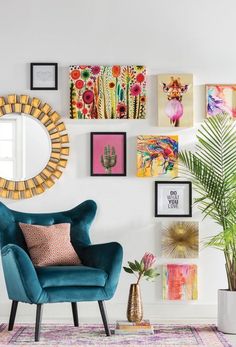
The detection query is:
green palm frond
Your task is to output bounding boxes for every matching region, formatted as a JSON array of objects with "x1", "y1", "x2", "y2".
[
  {"x1": 179, "y1": 114, "x2": 236, "y2": 229},
  {"x1": 179, "y1": 114, "x2": 236, "y2": 290},
  {"x1": 204, "y1": 225, "x2": 236, "y2": 255}
]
